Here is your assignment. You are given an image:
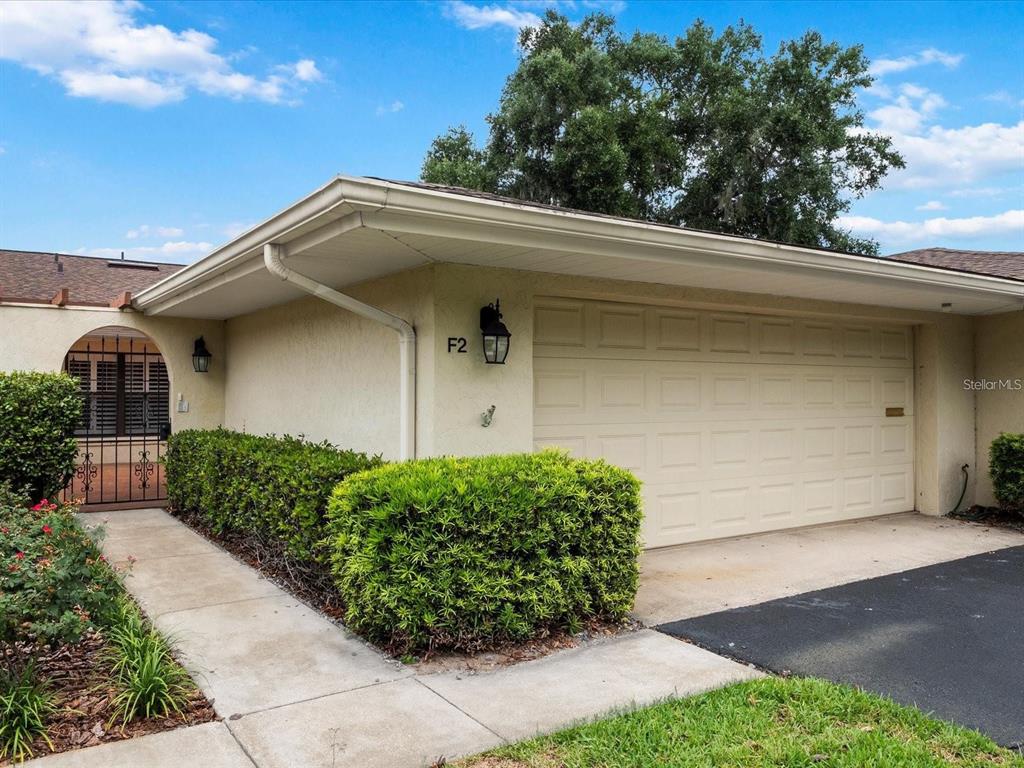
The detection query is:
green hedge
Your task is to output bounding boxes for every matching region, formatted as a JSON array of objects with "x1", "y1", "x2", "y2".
[
  {"x1": 165, "y1": 429, "x2": 381, "y2": 561},
  {"x1": 990, "y1": 432, "x2": 1024, "y2": 515},
  {"x1": 326, "y1": 451, "x2": 642, "y2": 653},
  {"x1": 0, "y1": 485, "x2": 123, "y2": 644},
  {"x1": 0, "y1": 371, "x2": 82, "y2": 501}
]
